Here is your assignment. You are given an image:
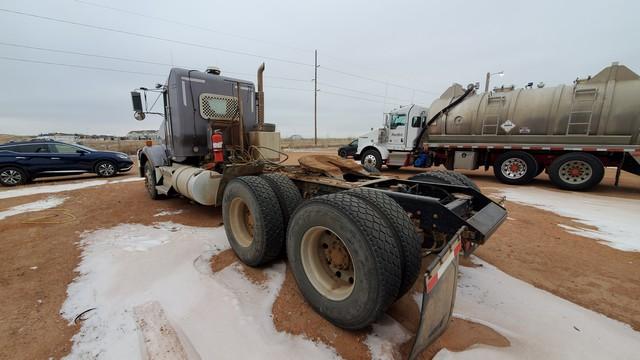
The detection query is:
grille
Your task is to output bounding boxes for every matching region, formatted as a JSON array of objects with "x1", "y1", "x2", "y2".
[{"x1": 199, "y1": 93, "x2": 239, "y2": 121}]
